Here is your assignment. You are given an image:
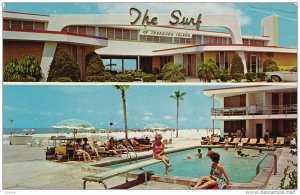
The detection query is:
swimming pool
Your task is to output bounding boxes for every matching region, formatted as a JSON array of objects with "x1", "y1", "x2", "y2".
[{"x1": 108, "y1": 148, "x2": 271, "y2": 183}]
